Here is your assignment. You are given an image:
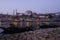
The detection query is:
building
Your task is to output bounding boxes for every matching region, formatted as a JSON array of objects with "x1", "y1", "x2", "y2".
[{"x1": 0, "y1": 12, "x2": 59, "y2": 28}]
